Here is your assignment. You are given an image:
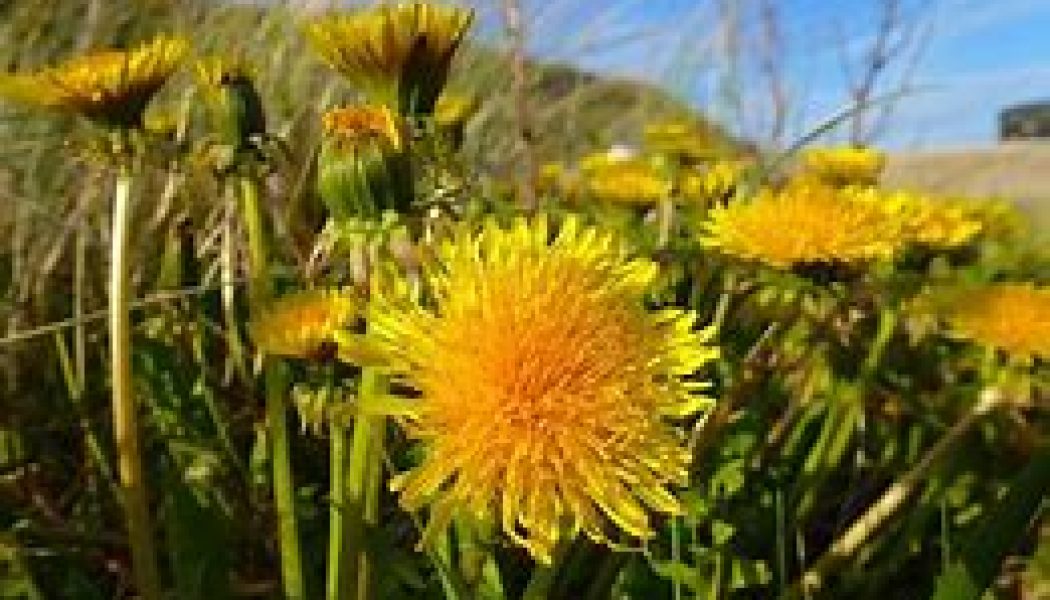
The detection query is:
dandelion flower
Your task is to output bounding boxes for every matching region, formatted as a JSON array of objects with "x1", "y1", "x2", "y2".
[
  {"x1": 251, "y1": 289, "x2": 360, "y2": 360},
  {"x1": 368, "y1": 216, "x2": 718, "y2": 563},
  {"x1": 682, "y1": 159, "x2": 749, "y2": 203},
  {"x1": 579, "y1": 151, "x2": 671, "y2": 206},
  {"x1": 644, "y1": 119, "x2": 721, "y2": 162},
  {"x1": 304, "y1": 3, "x2": 474, "y2": 116},
  {"x1": 0, "y1": 36, "x2": 188, "y2": 129},
  {"x1": 702, "y1": 183, "x2": 905, "y2": 268},
  {"x1": 799, "y1": 146, "x2": 885, "y2": 187},
  {"x1": 946, "y1": 283, "x2": 1050, "y2": 360},
  {"x1": 865, "y1": 189, "x2": 982, "y2": 249}
]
